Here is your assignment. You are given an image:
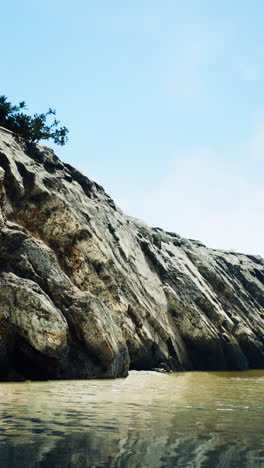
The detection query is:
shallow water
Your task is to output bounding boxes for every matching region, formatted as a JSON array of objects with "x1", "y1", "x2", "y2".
[{"x1": 0, "y1": 370, "x2": 264, "y2": 467}]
